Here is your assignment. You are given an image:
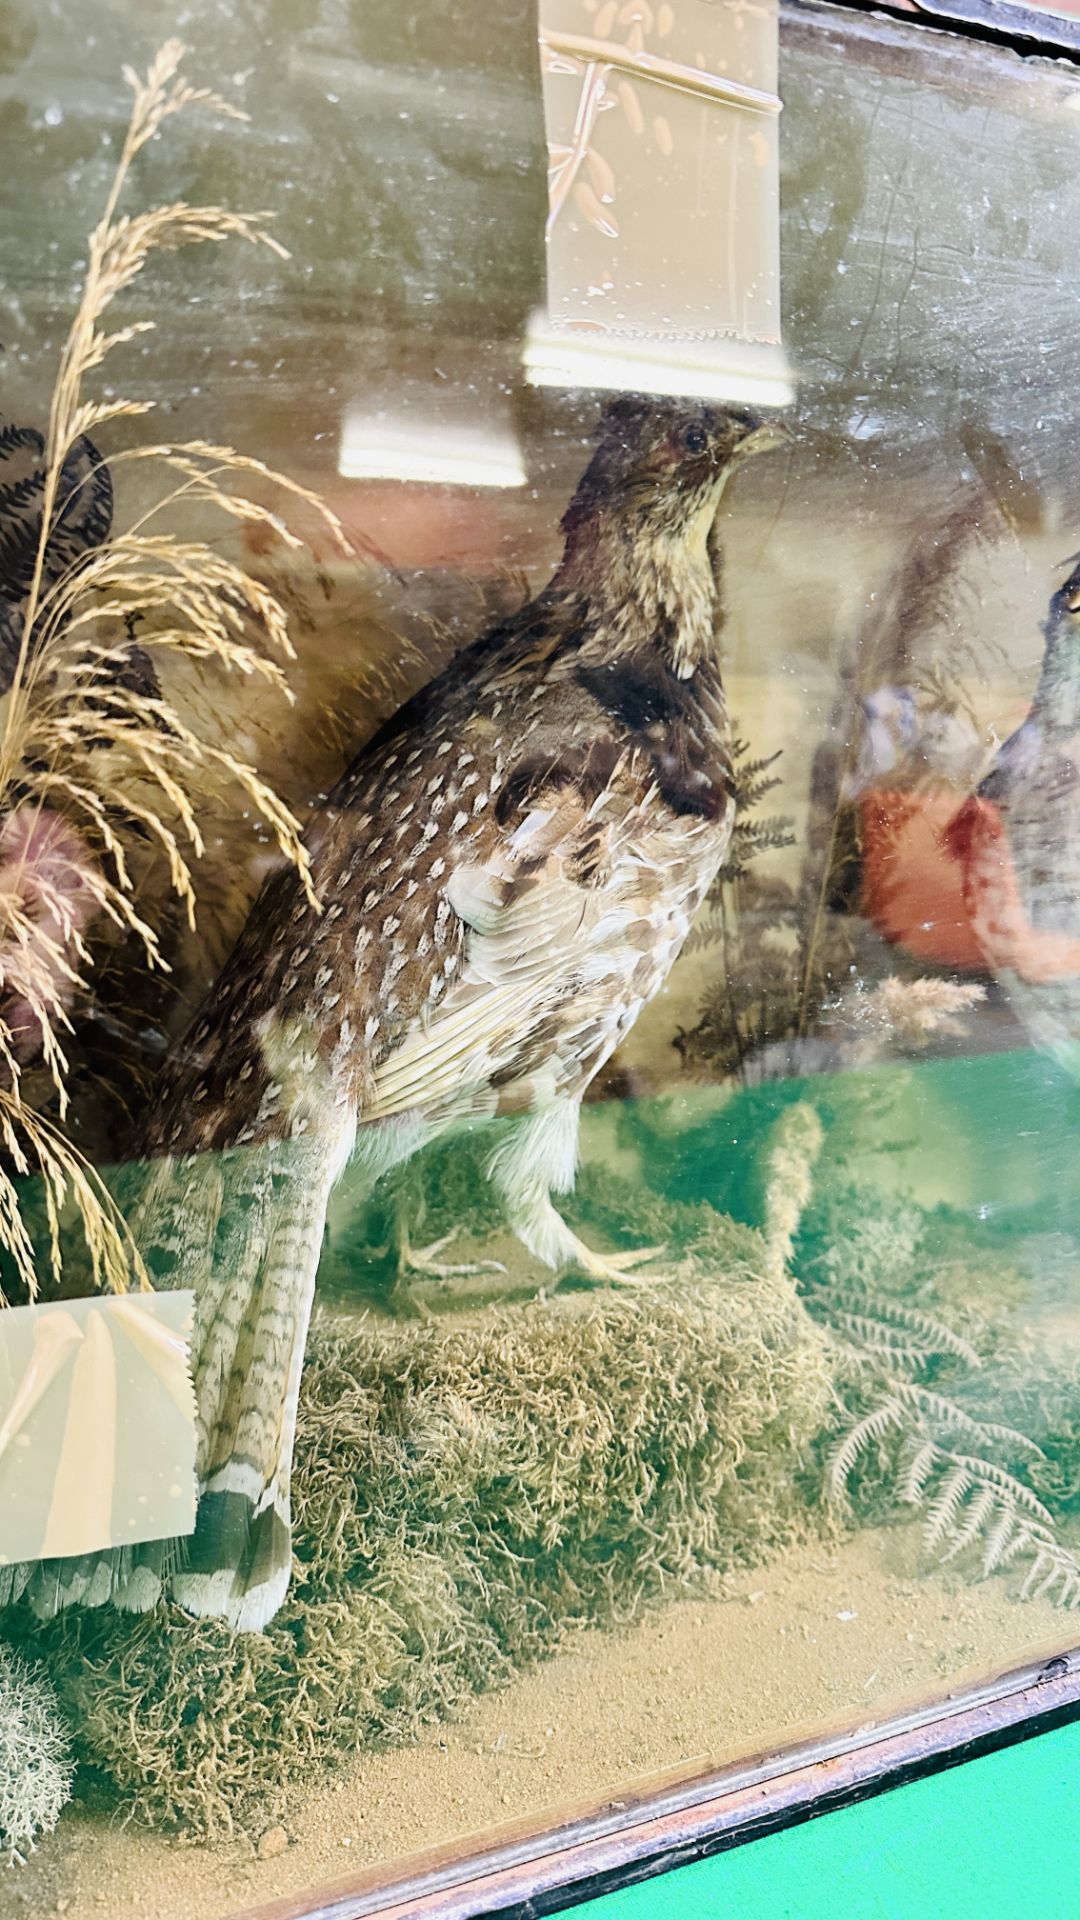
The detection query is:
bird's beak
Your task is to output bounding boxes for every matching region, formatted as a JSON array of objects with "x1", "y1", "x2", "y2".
[{"x1": 733, "y1": 417, "x2": 792, "y2": 460}]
